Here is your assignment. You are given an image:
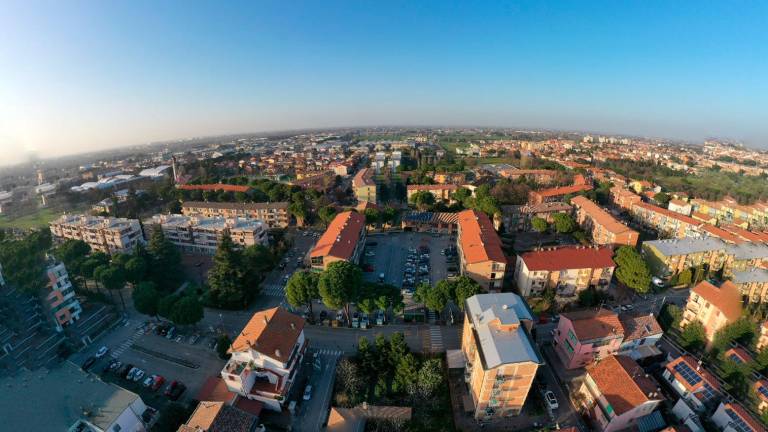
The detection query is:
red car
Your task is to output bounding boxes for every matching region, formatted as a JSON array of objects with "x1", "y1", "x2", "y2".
[
  {"x1": 151, "y1": 375, "x2": 166, "y2": 391},
  {"x1": 164, "y1": 381, "x2": 178, "y2": 396}
]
